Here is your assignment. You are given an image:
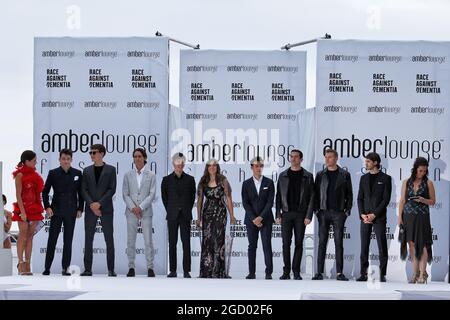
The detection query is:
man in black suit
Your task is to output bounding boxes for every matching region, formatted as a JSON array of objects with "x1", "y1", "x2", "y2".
[
  {"x1": 42, "y1": 149, "x2": 84, "y2": 276},
  {"x1": 241, "y1": 157, "x2": 275, "y2": 280},
  {"x1": 356, "y1": 152, "x2": 392, "y2": 282},
  {"x1": 276, "y1": 149, "x2": 315, "y2": 280},
  {"x1": 312, "y1": 149, "x2": 353, "y2": 281},
  {"x1": 161, "y1": 153, "x2": 196, "y2": 278},
  {"x1": 80, "y1": 144, "x2": 117, "y2": 277}
]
